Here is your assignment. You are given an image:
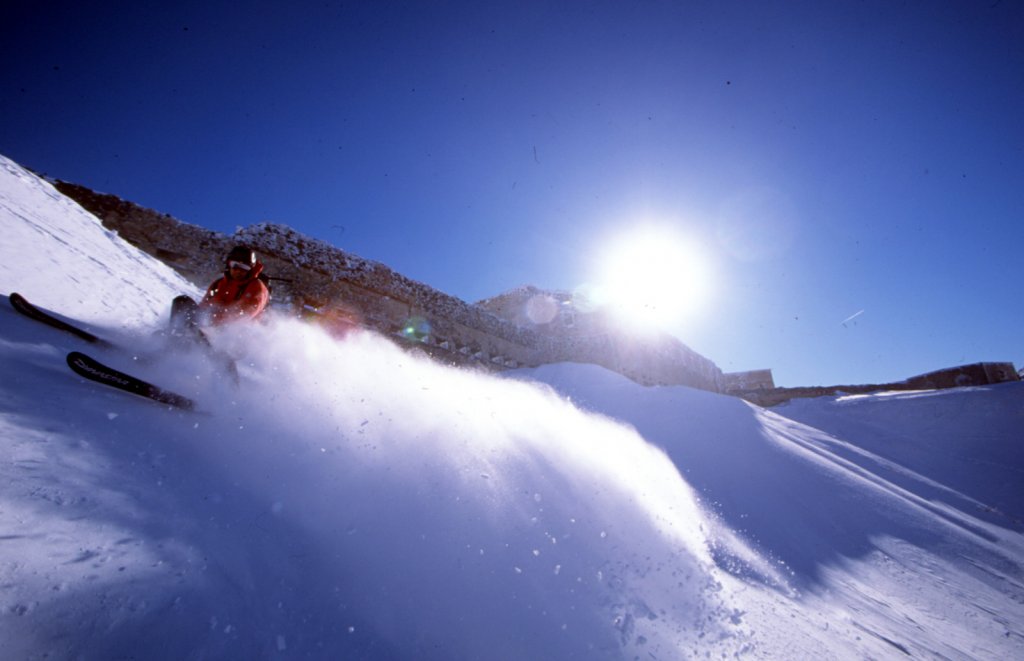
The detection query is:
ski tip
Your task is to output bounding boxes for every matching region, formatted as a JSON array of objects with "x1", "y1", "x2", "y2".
[
  {"x1": 11, "y1": 294, "x2": 113, "y2": 347},
  {"x1": 66, "y1": 351, "x2": 95, "y2": 373}
]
